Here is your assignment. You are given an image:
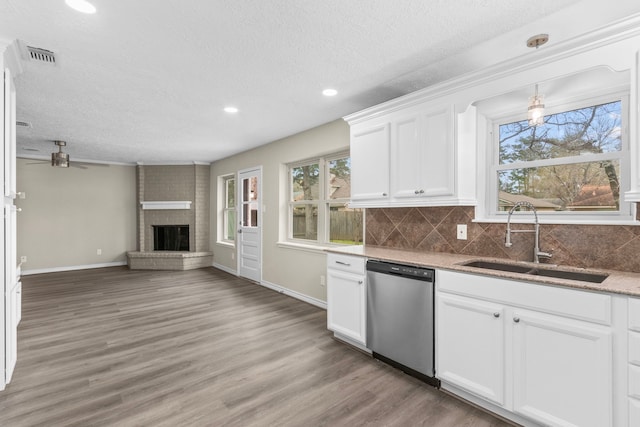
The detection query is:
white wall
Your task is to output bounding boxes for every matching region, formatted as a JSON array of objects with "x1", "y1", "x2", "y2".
[
  {"x1": 16, "y1": 159, "x2": 137, "y2": 273},
  {"x1": 210, "y1": 119, "x2": 350, "y2": 303}
]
